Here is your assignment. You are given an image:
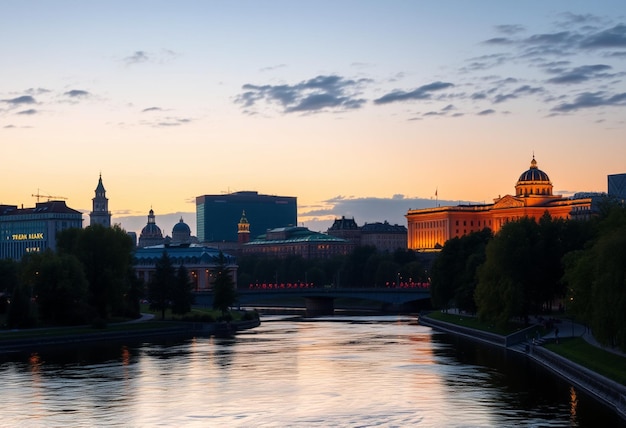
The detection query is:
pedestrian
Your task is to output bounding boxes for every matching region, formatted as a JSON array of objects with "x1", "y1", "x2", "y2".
[{"x1": 555, "y1": 327, "x2": 559, "y2": 344}]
